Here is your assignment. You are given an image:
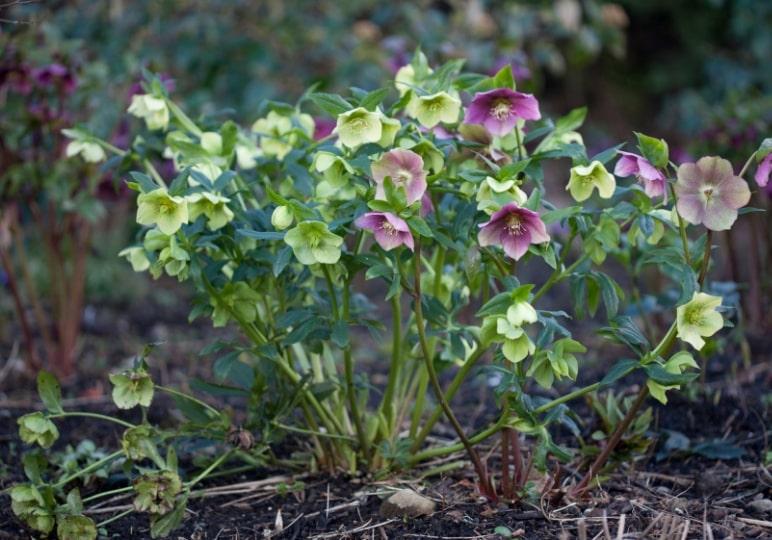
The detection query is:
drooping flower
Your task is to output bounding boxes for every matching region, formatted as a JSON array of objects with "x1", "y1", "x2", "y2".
[
  {"x1": 252, "y1": 110, "x2": 313, "y2": 159},
  {"x1": 65, "y1": 140, "x2": 106, "y2": 163},
  {"x1": 354, "y1": 212, "x2": 415, "y2": 251},
  {"x1": 10, "y1": 485, "x2": 55, "y2": 534},
  {"x1": 109, "y1": 368, "x2": 154, "y2": 409},
  {"x1": 200, "y1": 131, "x2": 223, "y2": 155},
  {"x1": 235, "y1": 138, "x2": 262, "y2": 169},
  {"x1": 755, "y1": 153, "x2": 771, "y2": 188},
  {"x1": 57, "y1": 515, "x2": 98, "y2": 540},
  {"x1": 187, "y1": 192, "x2": 234, "y2": 230},
  {"x1": 118, "y1": 246, "x2": 151, "y2": 272},
  {"x1": 614, "y1": 150, "x2": 666, "y2": 198},
  {"x1": 476, "y1": 176, "x2": 528, "y2": 214},
  {"x1": 378, "y1": 113, "x2": 401, "y2": 148},
  {"x1": 566, "y1": 161, "x2": 616, "y2": 202},
  {"x1": 314, "y1": 151, "x2": 355, "y2": 187},
  {"x1": 675, "y1": 156, "x2": 751, "y2": 231},
  {"x1": 647, "y1": 351, "x2": 699, "y2": 404},
  {"x1": 399, "y1": 138, "x2": 444, "y2": 173},
  {"x1": 284, "y1": 221, "x2": 344, "y2": 265},
  {"x1": 506, "y1": 299, "x2": 538, "y2": 326},
  {"x1": 136, "y1": 188, "x2": 189, "y2": 235},
  {"x1": 407, "y1": 91, "x2": 462, "y2": 129},
  {"x1": 676, "y1": 292, "x2": 723, "y2": 350},
  {"x1": 464, "y1": 88, "x2": 541, "y2": 137},
  {"x1": 495, "y1": 318, "x2": 535, "y2": 363},
  {"x1": 210, "y1": 281, "x2": 261, "y2": 327},
  {"x1": 334, "y1": 107, "x2": 383, "y2": 148},
  {"x1": 478, "y1": 202, "x2": 550, "y2": 260},
  {"x1": 371, "y1": 149, "x2": 427, "y2": 205},
  {"x1": 17, "y1": 412, "x2": 59, "y2": 449},
  {"x1": 128, "y1": 94, "x2": 170, "y2": 131}
]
